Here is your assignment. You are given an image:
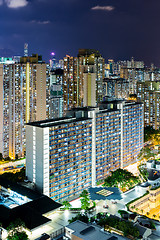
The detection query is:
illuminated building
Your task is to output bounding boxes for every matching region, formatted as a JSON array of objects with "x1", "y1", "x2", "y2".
[
  {"x1": 63, "y1": 55, "x2": 79, "y2": 111},
  {"x1": 63, "y1": 49, "x2": 104, "y2": 112},
  {"x1": 137, "y1": 80, "x2": 160, "y2": 129},
  {"x1": 104, "y1": 77, "x2": 129, "y2": 99},
  {"x1": 50, "y1": 69, "x2": 63, "y2": 118},
  {"x1": 83, "y1": 65, "x2": 96, "y2": 107},
  {"x1": 26, "y1": 99, "x2": 143, "y2": 202},
  {"x1": 26, "y1": 116, "x2": 93, "y2": 201},
  {"x1": 0, "y1": 54, "x2": 50, "y2": 159}
]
